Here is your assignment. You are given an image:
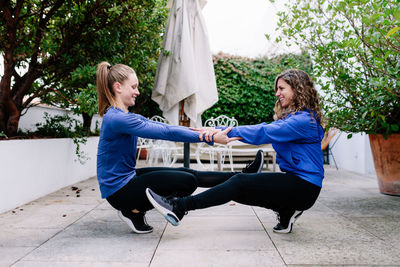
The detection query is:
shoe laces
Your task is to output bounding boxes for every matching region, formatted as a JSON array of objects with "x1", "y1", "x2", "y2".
[
  {"x1": 165, "y1": 196, "x2": 187, "y2": 216},
  {"x1": 244, "y1": 161, "x2": 252, "y2": 169},
  {"x1": 163, "y1": 195, "x2": 176, "y2": 205},
  {"x1": 274, "y1": 211, "x2": 280, "y2": 222},
  {"x1": 242, "y1": 160, "x2": 253, "y2": 172}
]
